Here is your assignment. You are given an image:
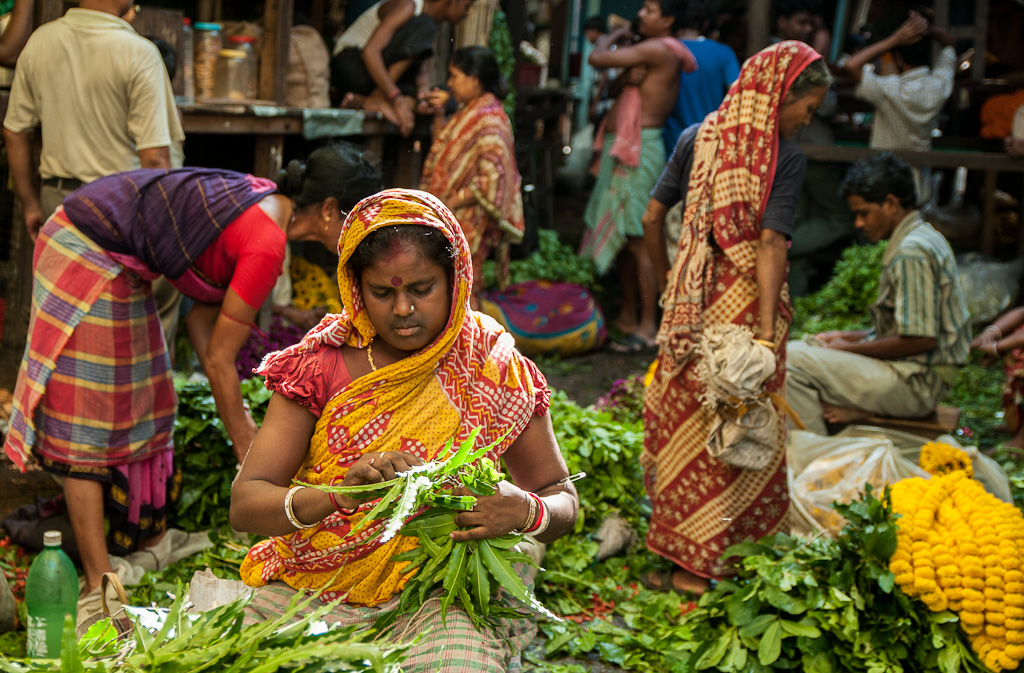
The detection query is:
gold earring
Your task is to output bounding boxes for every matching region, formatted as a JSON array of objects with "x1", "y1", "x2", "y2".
[{"x1": 323, "y1": 215, "x2": 330, "y2": 232}]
